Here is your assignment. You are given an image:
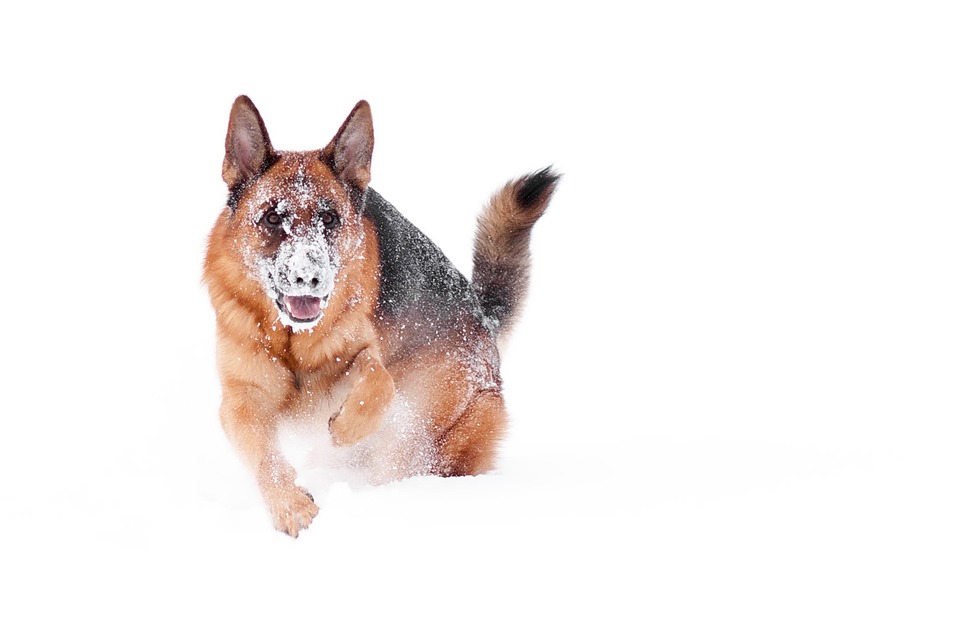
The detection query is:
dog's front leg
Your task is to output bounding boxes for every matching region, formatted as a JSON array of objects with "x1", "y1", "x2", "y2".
[
  {"x1": 220, "y1": 383, "x2": 318, "y2": 537},
  {"x1": 329, "y1": 347, "x2": 395, "y2": 446}
]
